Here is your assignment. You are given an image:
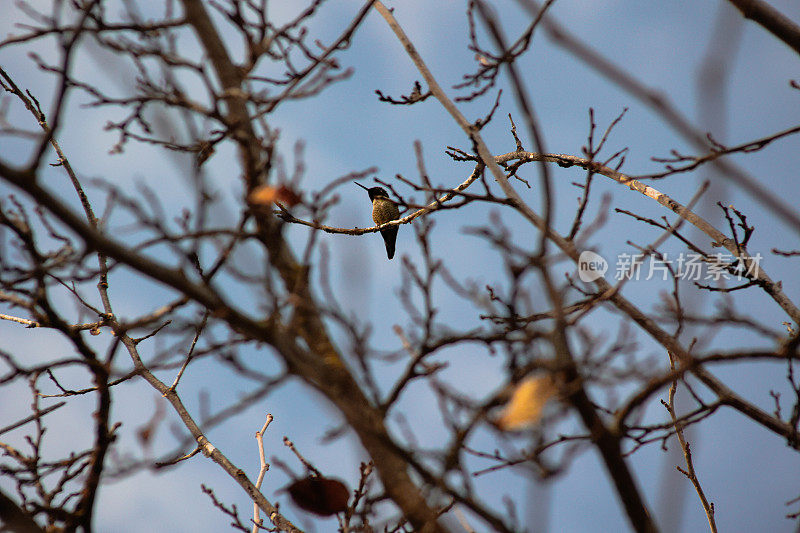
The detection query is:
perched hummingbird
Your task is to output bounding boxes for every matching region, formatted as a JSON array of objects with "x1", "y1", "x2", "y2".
[{"x1": 355, "y1": 182, "x2": 400, "y2": 259}]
